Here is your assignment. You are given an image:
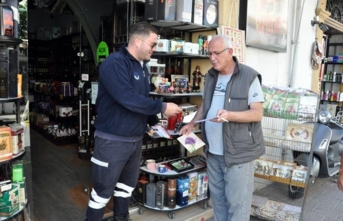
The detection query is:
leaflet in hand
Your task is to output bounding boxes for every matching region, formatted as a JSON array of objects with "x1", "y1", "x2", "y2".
[
  {"x1": 147, "y1": 125, "x2": 172, "y2": 139},
  {"x1": 177, "y1": 132, "x2": 205, "y2": 153}
]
